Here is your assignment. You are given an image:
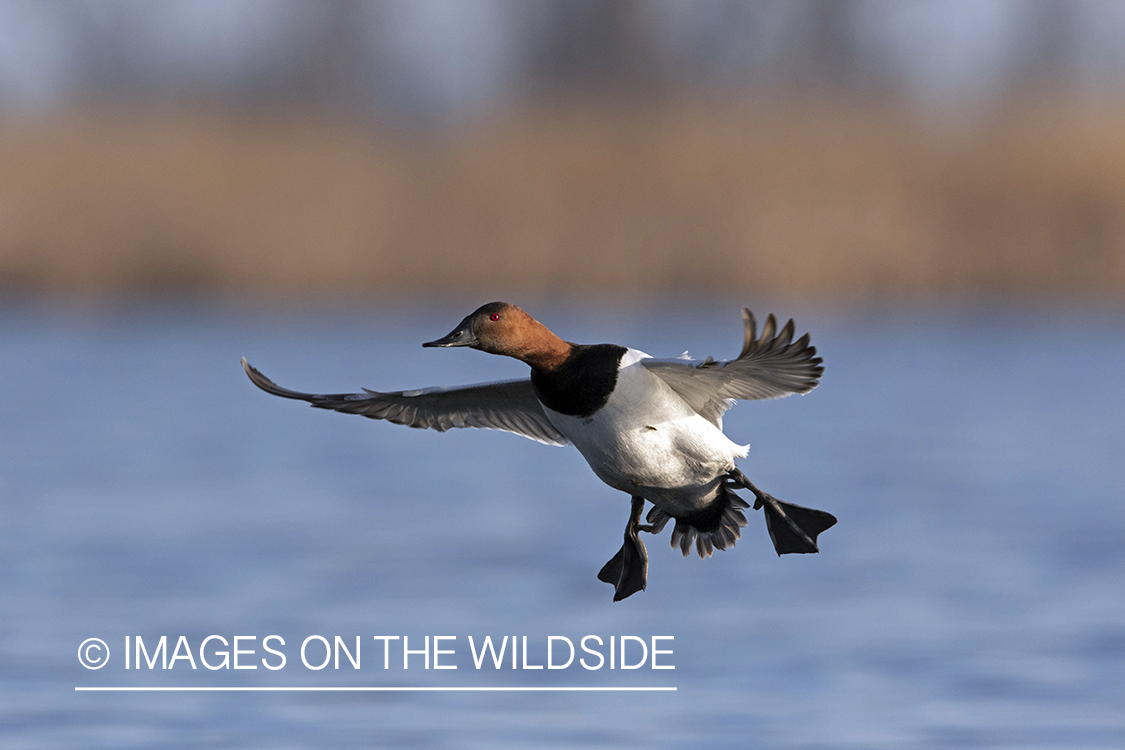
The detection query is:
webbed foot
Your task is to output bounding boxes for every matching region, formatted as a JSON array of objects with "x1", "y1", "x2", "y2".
[
  {"x1": 726, "y1": 469, "x2": 837, "y2": 555},
  {"x1": 598, "y1": 496, "x2": 650, "y2": 601}
]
